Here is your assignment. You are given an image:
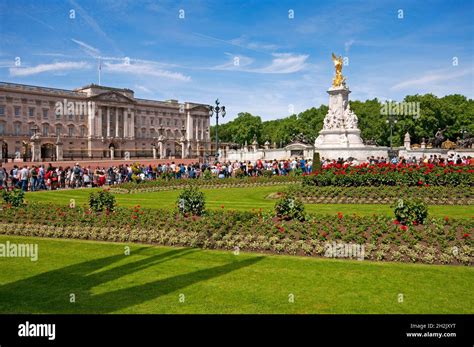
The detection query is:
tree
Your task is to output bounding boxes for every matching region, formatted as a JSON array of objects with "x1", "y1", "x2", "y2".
[{"x1": 214, "y1": 94, "x2": 473, "y2": 148}]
